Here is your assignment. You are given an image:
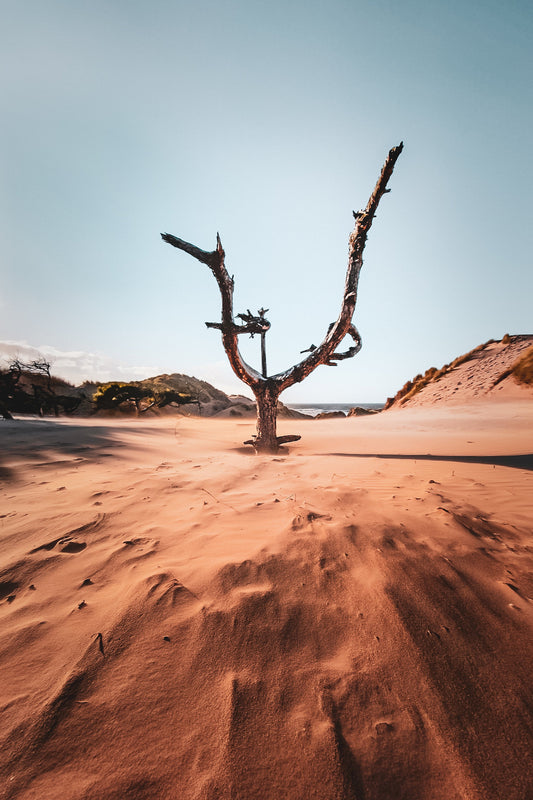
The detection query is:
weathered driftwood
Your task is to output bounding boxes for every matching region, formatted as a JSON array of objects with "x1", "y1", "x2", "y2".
[
  {"x1": 162, "y1": 142, "x2": 402, "y2": 452},
  {"x1": 244, "y1": 433, "x2": 301, "y2": 447}
]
